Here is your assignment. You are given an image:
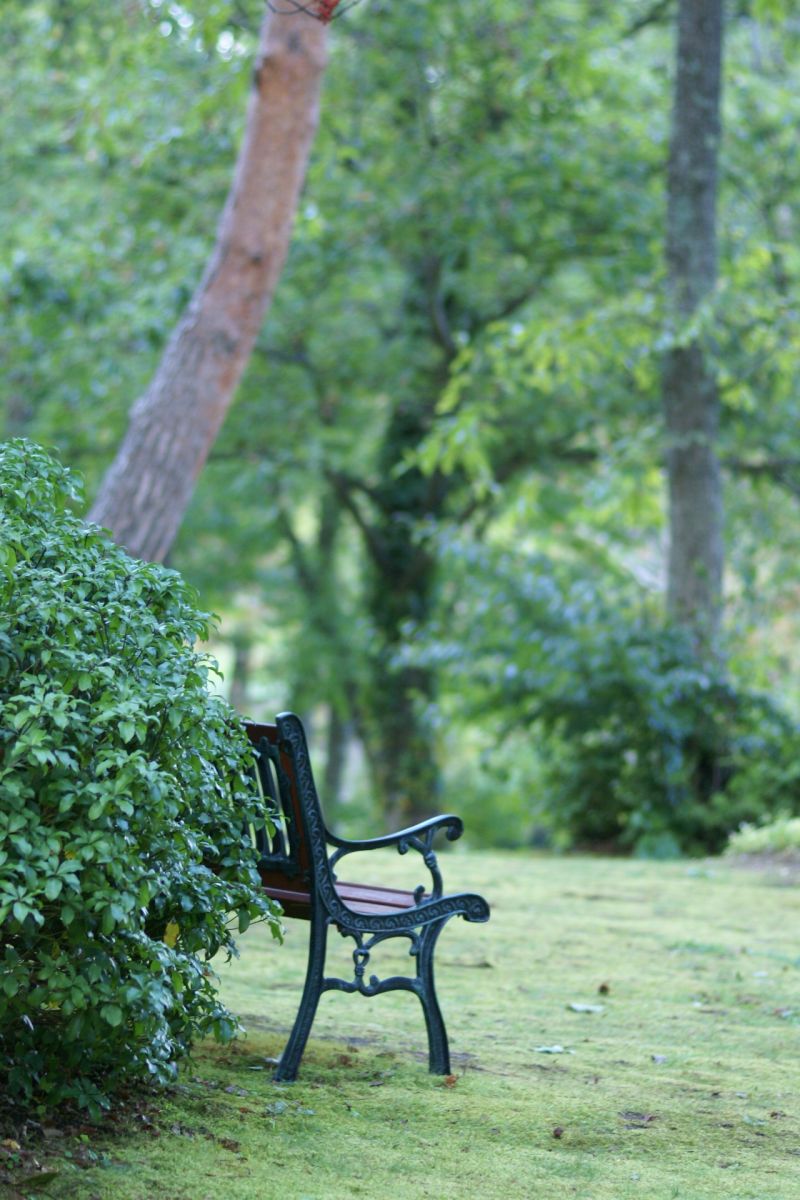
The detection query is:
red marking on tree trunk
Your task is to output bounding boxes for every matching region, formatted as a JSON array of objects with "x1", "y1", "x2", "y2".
[{"x1": 317, "y1": 0, "x2": 341, "y2": 23}]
